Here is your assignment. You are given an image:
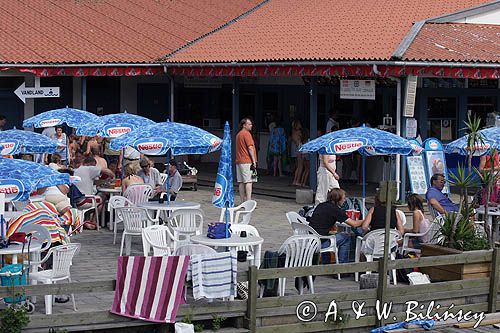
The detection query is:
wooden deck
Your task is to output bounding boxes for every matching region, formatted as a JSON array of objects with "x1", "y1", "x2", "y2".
[{"x1": 0, "y1": 187, "x2": 492, "y2": 332}]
